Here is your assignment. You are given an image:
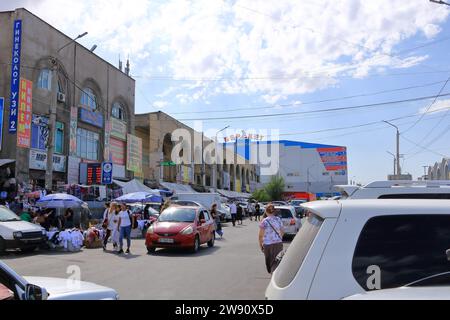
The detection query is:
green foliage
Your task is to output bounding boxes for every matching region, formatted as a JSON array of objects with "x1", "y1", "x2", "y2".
[
  {"x1": 264, "y1": 176, "x2": 285, "y2": 201},
  {"x1": 252, "y1": 188, "x2": 271, "y2": 202}
]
